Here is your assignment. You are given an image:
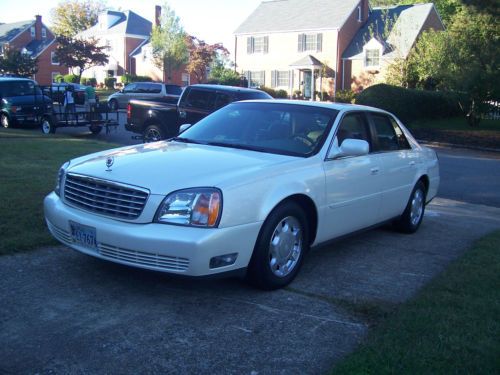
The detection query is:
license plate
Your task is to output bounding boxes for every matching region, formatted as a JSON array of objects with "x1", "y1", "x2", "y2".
[{"x1": 70, "y1": 221, "x2": 97, "y2": 249}]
